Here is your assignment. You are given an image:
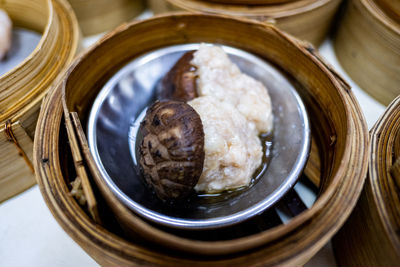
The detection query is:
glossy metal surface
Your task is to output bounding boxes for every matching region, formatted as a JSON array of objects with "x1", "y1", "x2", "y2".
[
  {"x1": 88, "y1": 44, "x2": 310, "y2": 229},
  {"x1": 0, "y1": 28, "x2": 41, "y2": 76}
]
